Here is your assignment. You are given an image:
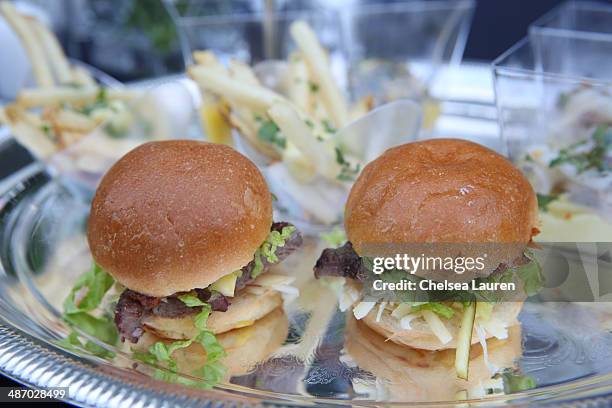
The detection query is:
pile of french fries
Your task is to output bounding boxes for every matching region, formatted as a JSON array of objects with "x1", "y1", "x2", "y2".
[
  {"x1": 188, "y1": 21, "x2": 373, "y2": 185},
  {"x1": 0, "y1": 1, "x2": 140, "y2": 158}
]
